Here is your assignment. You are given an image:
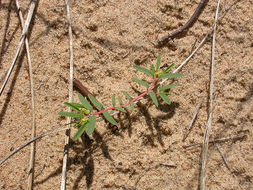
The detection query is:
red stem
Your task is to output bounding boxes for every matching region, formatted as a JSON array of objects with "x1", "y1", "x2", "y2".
[{"x1": 91, "y1": 77, "x2": 158, "y2": 116}]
